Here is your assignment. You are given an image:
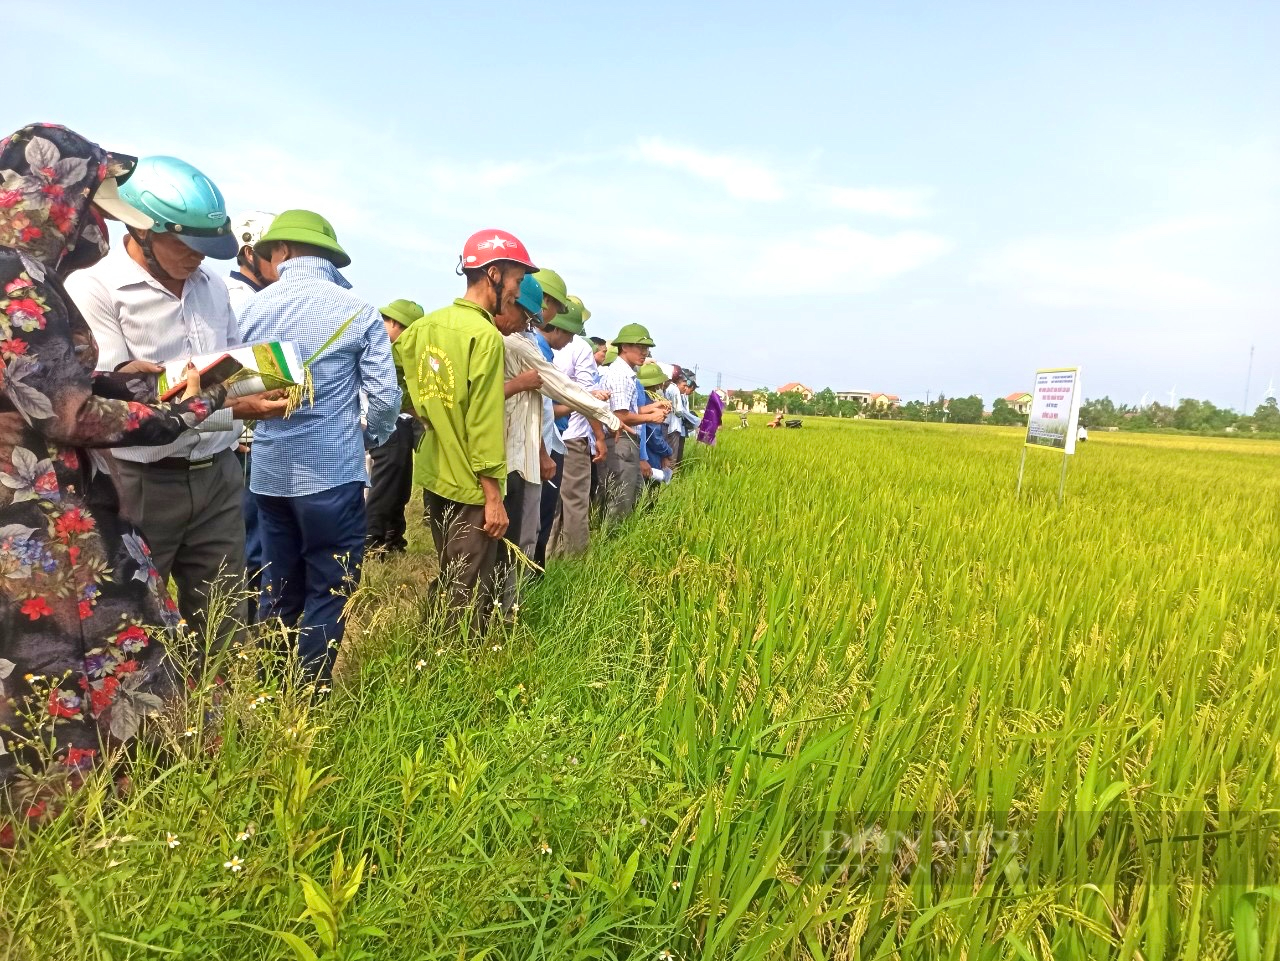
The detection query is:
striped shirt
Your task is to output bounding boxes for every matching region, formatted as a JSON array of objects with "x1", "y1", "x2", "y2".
[
  {"x1": 238, "y1": 257, "x2": 401, "y2": 497},
  {"x1": 65, "y1": 242, "x2": 240, "y2": 463}
]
